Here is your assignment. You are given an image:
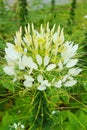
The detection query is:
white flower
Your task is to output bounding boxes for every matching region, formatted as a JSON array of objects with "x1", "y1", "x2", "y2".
[
  {"x1": 3, "y1": 23, "x2": 82, "y2": 91},
  {"x1": 23, "y1": 75, "x2": 34, "y2": 88},
  {"x1": 3, "y1": 66, "x2": 16, "y2": 76},
  {"x1": 37, "y1": 75, "x2": 50, "y2": 91}
]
